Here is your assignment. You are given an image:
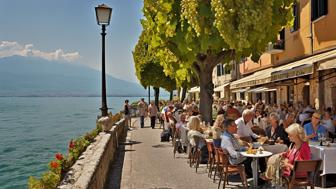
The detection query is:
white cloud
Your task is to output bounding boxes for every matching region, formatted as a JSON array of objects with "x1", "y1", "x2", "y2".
[{"x1": 0, "y1": 41, "x2": 80, "y2": 62}]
